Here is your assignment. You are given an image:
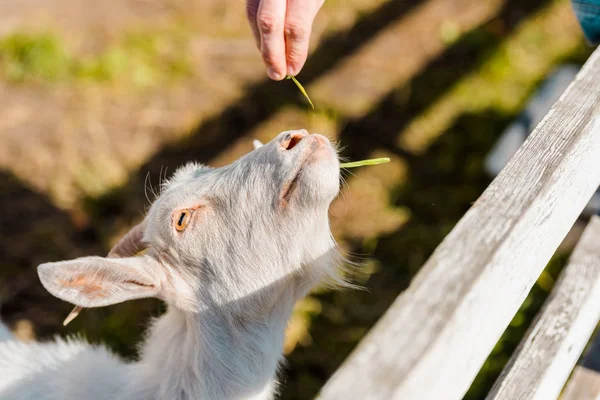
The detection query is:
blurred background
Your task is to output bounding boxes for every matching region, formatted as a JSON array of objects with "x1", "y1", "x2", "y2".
[{"x1": 0, "y1": 0, "x2": 595, "y2": 398}]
